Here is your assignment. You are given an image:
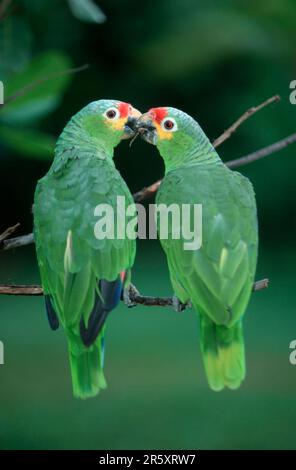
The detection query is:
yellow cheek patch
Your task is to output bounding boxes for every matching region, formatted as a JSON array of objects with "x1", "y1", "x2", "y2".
[
  {"x1": 105, "y1": 117, "x2": 126, "y2": 131},
  {"x1": 154, "y1": 121, "x2": 174, "y2": 141}
]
